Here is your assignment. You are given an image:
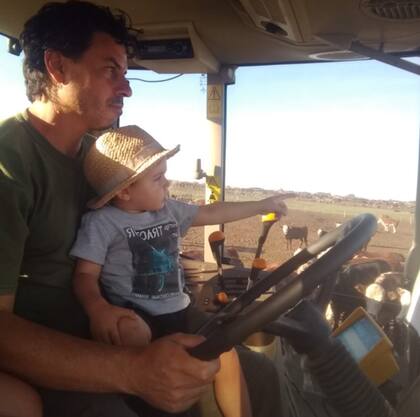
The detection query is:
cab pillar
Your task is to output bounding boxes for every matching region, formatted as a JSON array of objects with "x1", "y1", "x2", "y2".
[{"x1": 204, "y1": 67, "x2": 235, "y2": 263}]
